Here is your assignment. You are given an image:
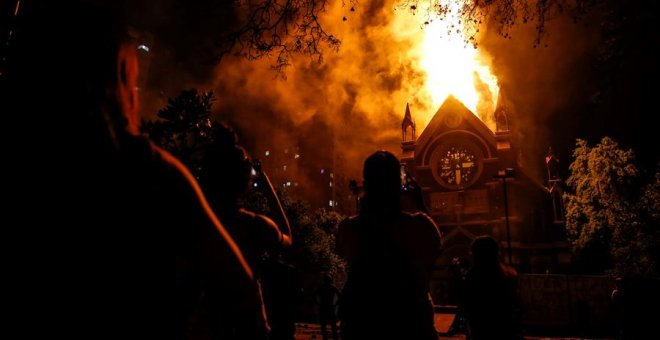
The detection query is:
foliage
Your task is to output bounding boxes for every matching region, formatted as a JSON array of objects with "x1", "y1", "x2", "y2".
[
  {"x1": 564, "y1": 137, "x2": 659, "y2": 276},
  {"x1": 144, "y1": 89, "x2": 346, "y2": 277},
  {"x1": 213, "y1": 0, "x2": 349, "y2": 73},
  {"x1": 213, "y1": 0, "x2": 617, "y2": 71},
  {"x1": 141, "y1": 89, "x2": 218, "y2": 175},
  {"x1": 403, "y1": 0, "x2": 606, "y2": 47},
  {"x1": 244, "y1": 188, "x2": 346, "y2": 277},
  {"x1": 202, "y1": 0, "x2": 654, "y2": 76}
]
